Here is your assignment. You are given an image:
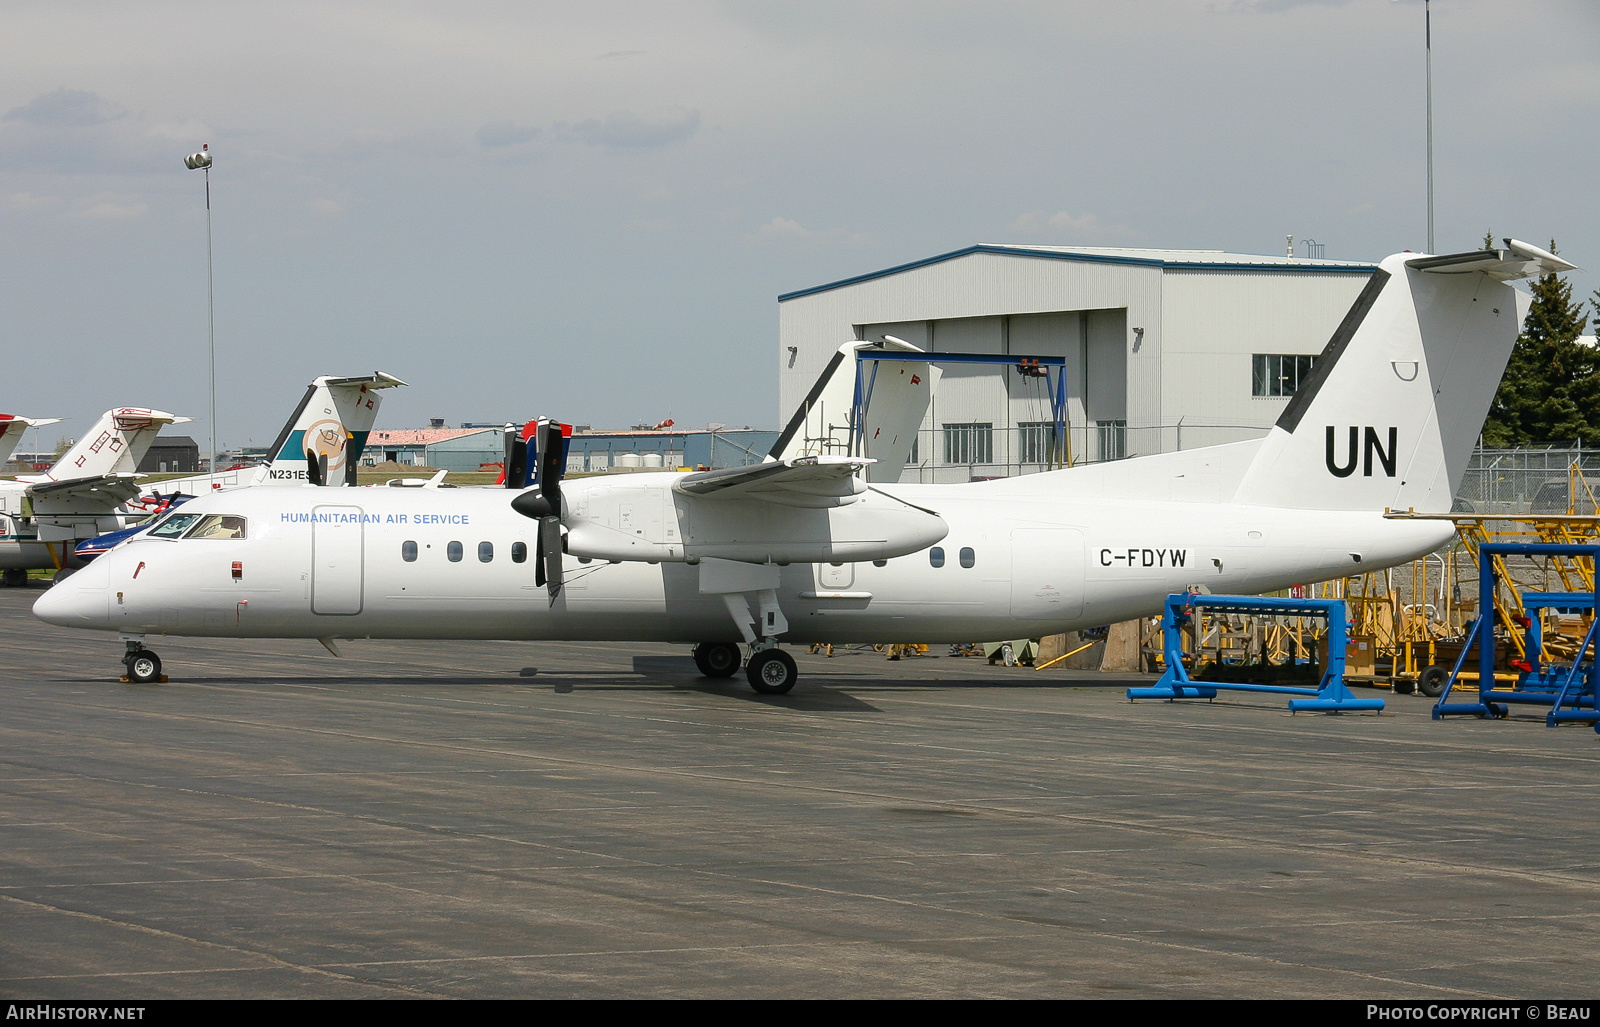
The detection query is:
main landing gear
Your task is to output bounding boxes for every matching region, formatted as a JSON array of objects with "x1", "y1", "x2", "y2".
[
  {"x1": 1, "y1": 568, "x2": 27, "y2": 588},
  {"x1": 122, "y1": 640, "x2": 165, "y2": 684},
  {"x1": 691, "y1": 641, "x2": 799, "y2": 695}
]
